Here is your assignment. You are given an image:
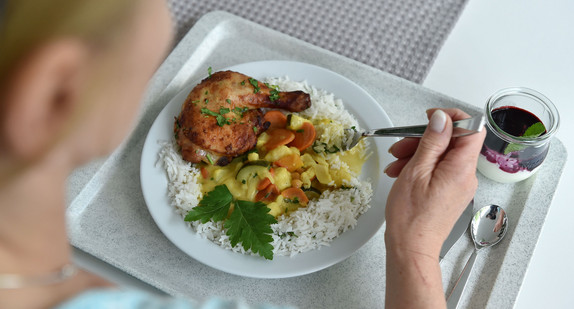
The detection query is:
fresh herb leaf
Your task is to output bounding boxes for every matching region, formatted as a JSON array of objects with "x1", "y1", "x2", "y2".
[
  {"x1": 219, "y1": 107, "x2": 230, "y2": 115},
  {"x1": 205, "y1": 153, "x2": 215, "y2": 165},
  {"x1": 208, "y1": 66, "x2": 212, "y2": 77},
  {"x1": 185, "y1": 185, "x2": 277, "y2": 259},
  {"x1": 523, "y1": 122, "x2": 545, "y2": 137},
  {"x1": 224, "y1": 200, "x2": 277, "y2": 260},
  {"x1": 201, "y1": 108, "x2": 229, "y2": 127},
  {"x1": 226, "y1": 99, "x2": 231, "y2": 104},
  {"x1": 269, "y1": 89, "x2": 280, "y2": 102},
  {"x1": 233, "y1": 107, "x2": 249, "y2": 118},
  {"x1": 503, "y1": 122, "x2": 546, "y2": 154},
  {"x1": 185, "y1": 185, "x2": 233, "y2": 223},
  {"x1": 253, "y1": 127, "x2": 258, "y2": 133},
  {"x1": 248, "y1": 78, "x2": 260, "y2": 93}
]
